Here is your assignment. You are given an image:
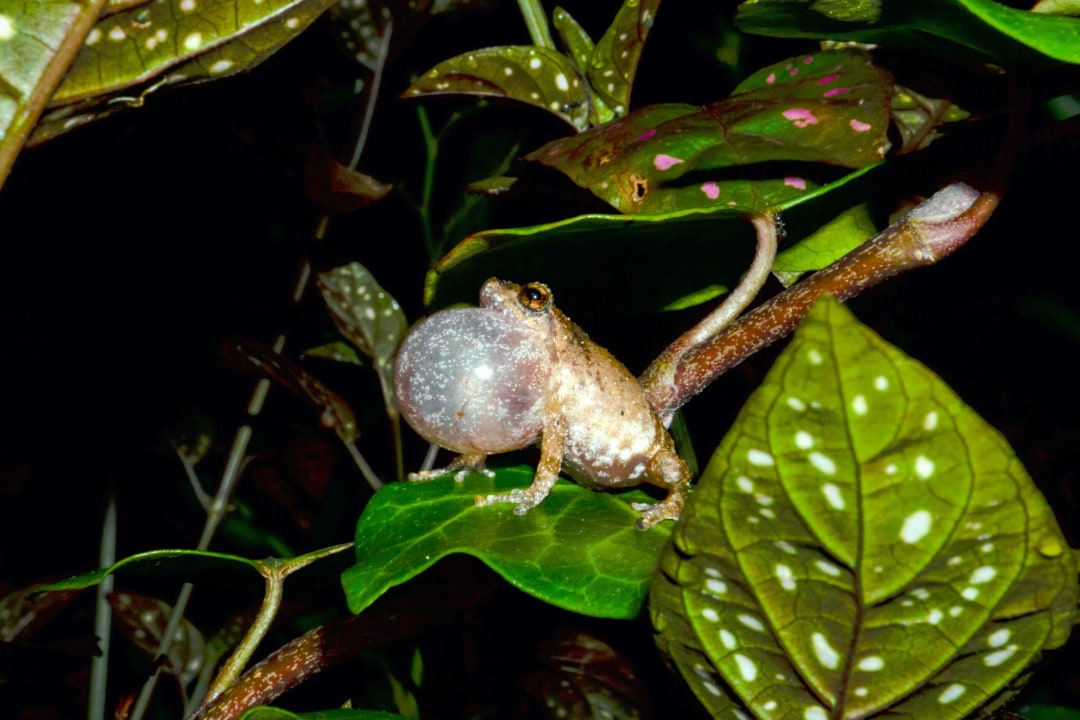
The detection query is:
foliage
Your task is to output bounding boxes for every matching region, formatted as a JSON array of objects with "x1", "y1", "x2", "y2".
[{"x1": 0, "y1": 0, "x2": 1077, "y2": 719}]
